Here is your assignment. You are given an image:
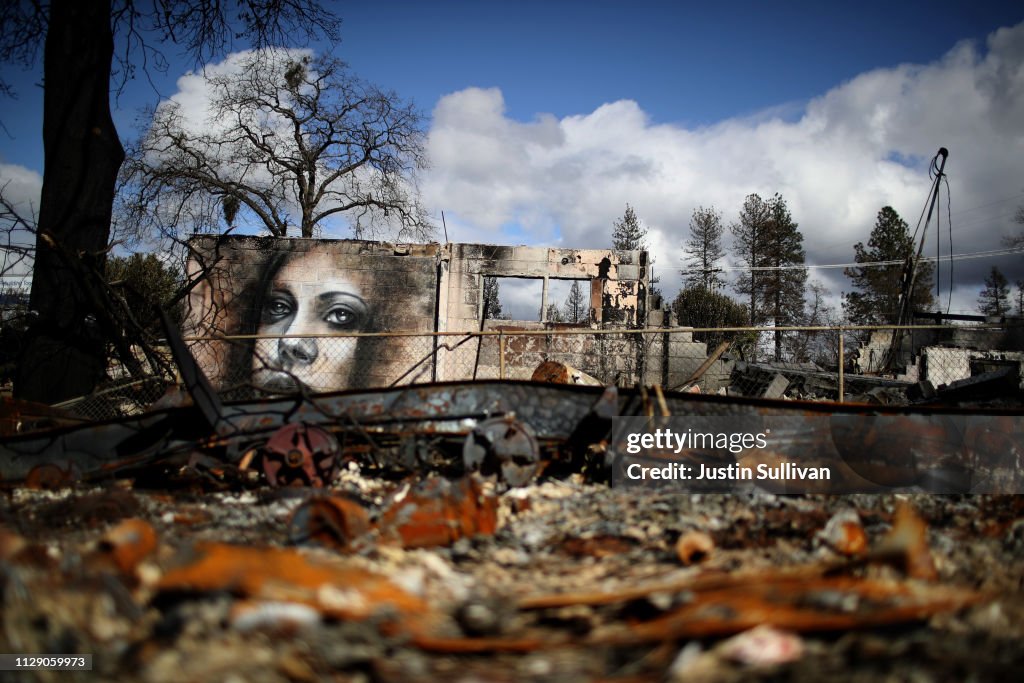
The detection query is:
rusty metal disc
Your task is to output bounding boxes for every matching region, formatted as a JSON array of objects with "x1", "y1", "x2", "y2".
[
  {"x1": 261, "y1": 423, "x2": 340, "y2": 487},
  {"x1": 463, "y1": 415, "x2": 540, "y2": 487}
]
